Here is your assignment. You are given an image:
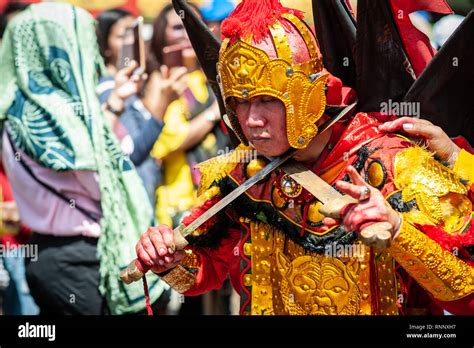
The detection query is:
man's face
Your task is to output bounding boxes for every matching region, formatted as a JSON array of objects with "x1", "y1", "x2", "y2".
[{"x1": 233, "y1": 95, "x2": 291, "y2": 157}]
